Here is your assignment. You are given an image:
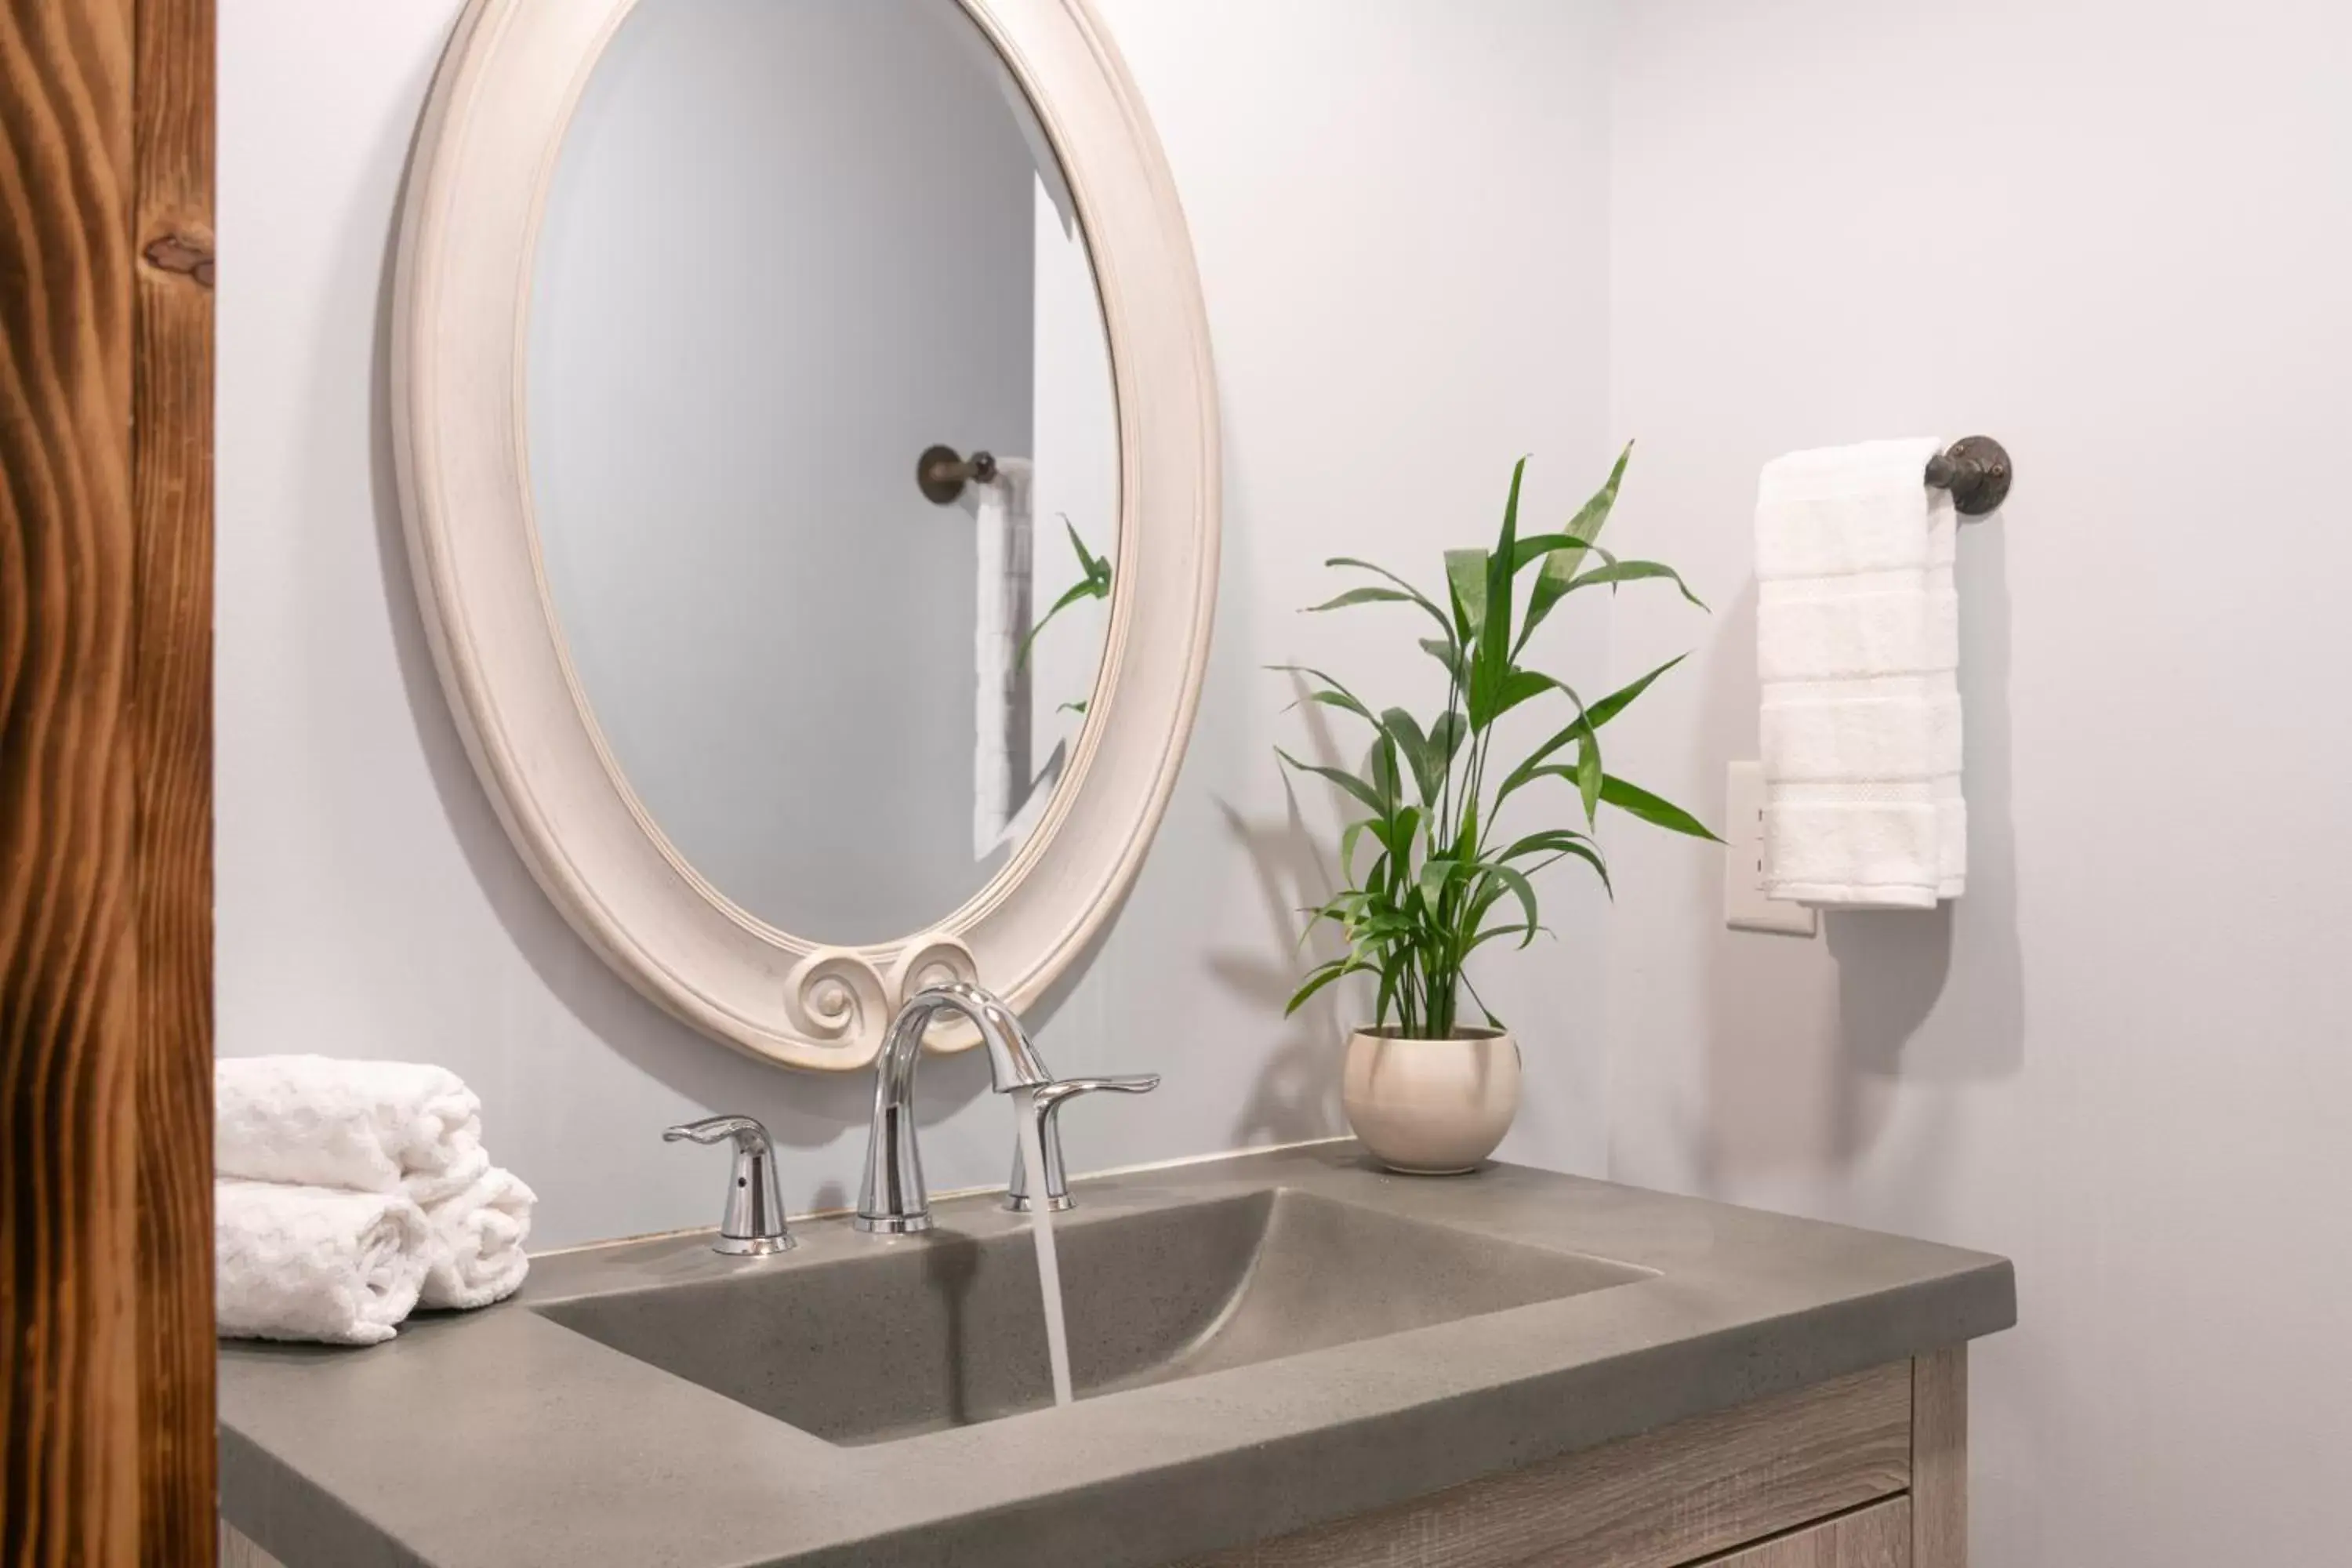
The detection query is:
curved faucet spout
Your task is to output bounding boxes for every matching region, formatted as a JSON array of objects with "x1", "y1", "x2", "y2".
[
  {"x1": 880, "y1": 981, "x2": 1051, "y2": 1102},
  {"x1": 857, "y1": 981, "x2": 1049, "y2": 1235}
]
